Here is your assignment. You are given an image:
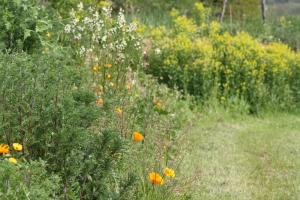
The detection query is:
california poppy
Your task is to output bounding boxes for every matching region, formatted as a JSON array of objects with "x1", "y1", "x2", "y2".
[
  {"x1": 96, "y1": 98, "x2": 104, "y2": 106},
  {"x1": 13, "y1": 143, "x2": 23, "y2": 151},
  {"x1": 163, "y1": 167, "x2": 175, "y2": 178},
  {"x1": 0, "y1": 144, "x2": 10, "y2": 154},
  {"x1": 133, "y1": 131, "x2": 144, "y2": 142},
  {"x1": 149, "y1": 172, "x2": 164, "y2": 185}
]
